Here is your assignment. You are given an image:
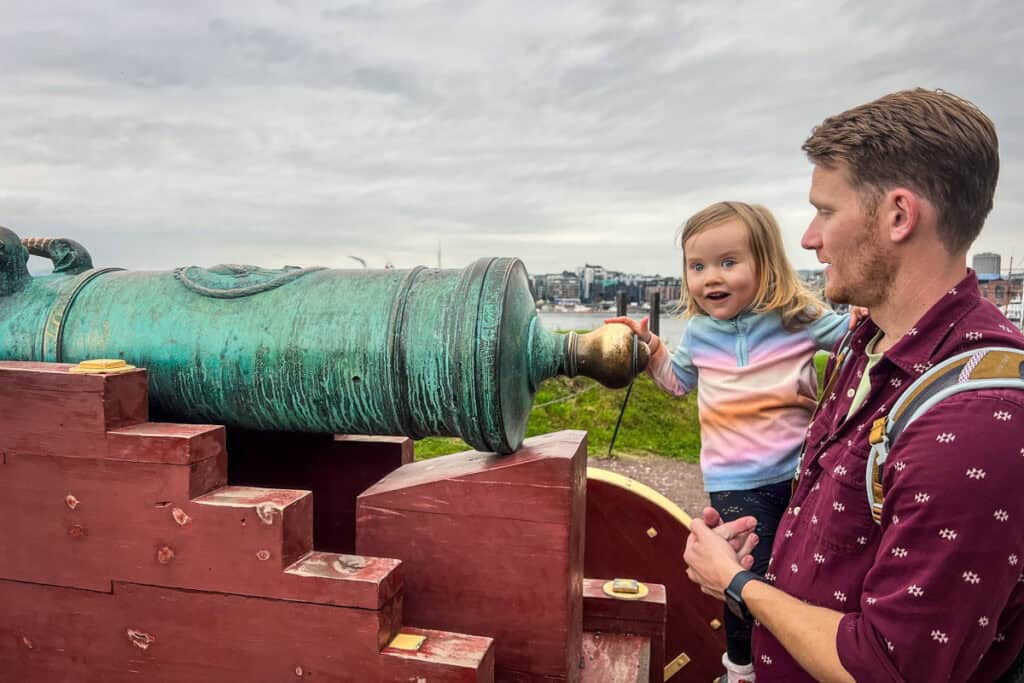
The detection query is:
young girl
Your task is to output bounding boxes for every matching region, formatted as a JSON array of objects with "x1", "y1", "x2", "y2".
[{"x1": 608, "y1": 201, "x2": 851, "y2": 683}]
